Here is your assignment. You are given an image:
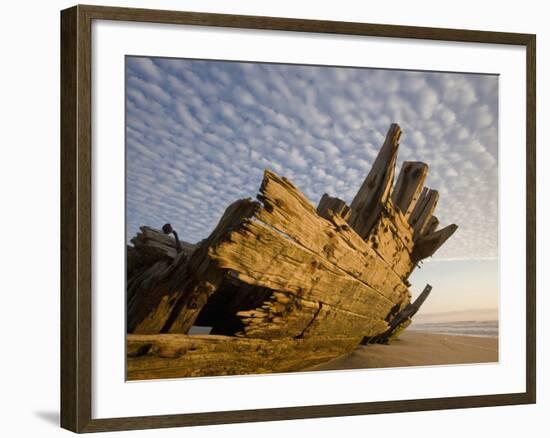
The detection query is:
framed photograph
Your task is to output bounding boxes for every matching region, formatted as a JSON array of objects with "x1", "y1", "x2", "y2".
[{"x1": 60, "y1": 4, "x2": 536, "y2": 433}]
